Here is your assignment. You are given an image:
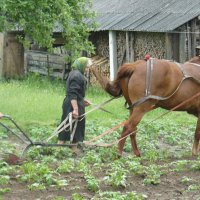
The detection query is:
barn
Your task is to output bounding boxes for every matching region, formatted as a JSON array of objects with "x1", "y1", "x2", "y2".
[
  {"x1": 1, "y1": 0, "x2": 200, "y2": 79},
  {"x1": 89, "y1": 0, "x2": 200, "y2": 80}
]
